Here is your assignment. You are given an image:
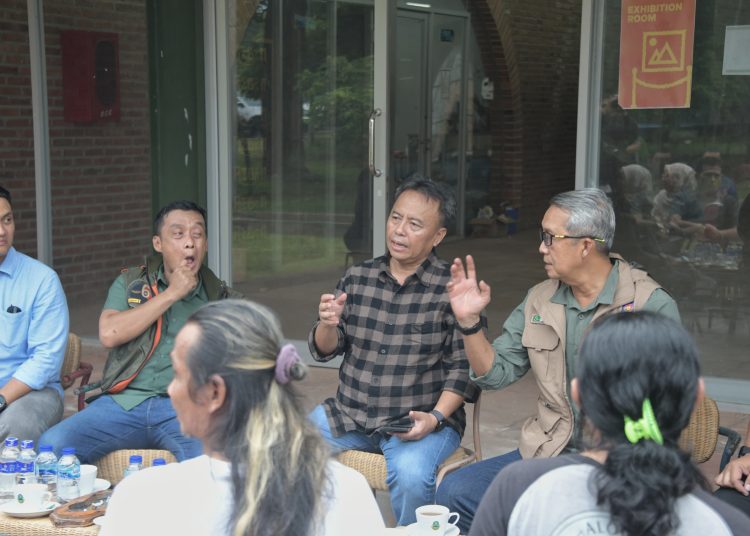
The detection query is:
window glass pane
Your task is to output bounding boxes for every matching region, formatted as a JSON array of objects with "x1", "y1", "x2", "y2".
[
  {"x1": 599, "y1": 0, "x2": 750, "y2": 379},
  {"x1": 232, "y1": 0, "x2": 373, "y2": 339}
]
